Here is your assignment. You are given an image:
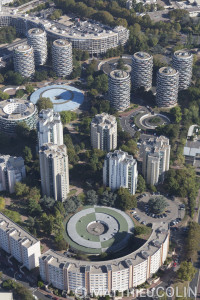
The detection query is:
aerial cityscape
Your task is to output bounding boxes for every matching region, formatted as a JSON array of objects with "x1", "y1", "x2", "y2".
[{"x1": 0, "y1": 0, "x2": 199, "y2": 298}]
